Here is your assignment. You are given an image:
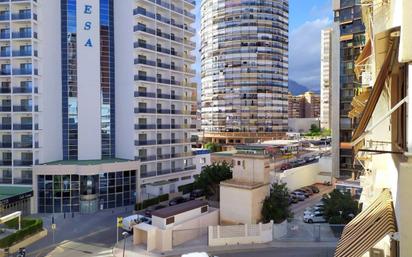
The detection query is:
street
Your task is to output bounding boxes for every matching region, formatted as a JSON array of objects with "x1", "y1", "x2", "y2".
[{"x1": 26, "y1": 207, "x2": 134, "y2": 257}]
